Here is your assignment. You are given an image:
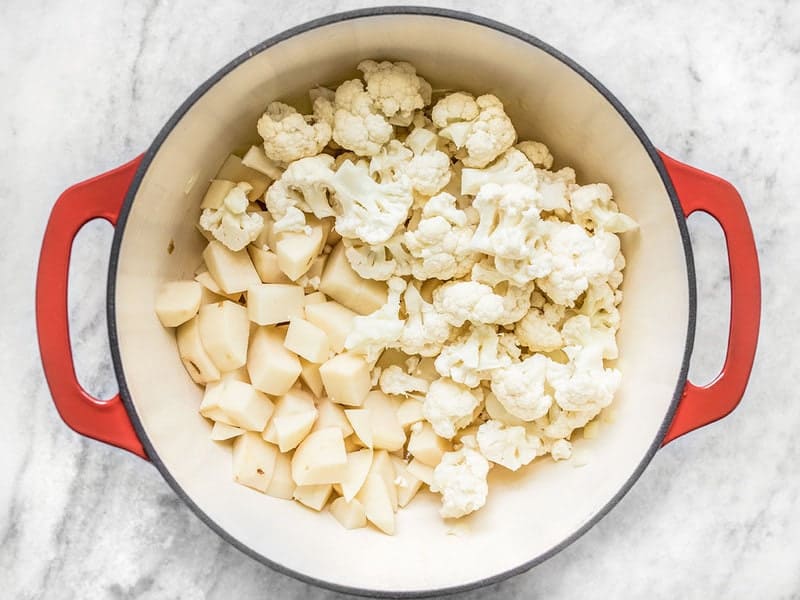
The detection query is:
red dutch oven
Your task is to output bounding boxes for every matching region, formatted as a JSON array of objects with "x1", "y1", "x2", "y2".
[{"x1": 35, "y1": 7, "x2": 760, "y2": 597}]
